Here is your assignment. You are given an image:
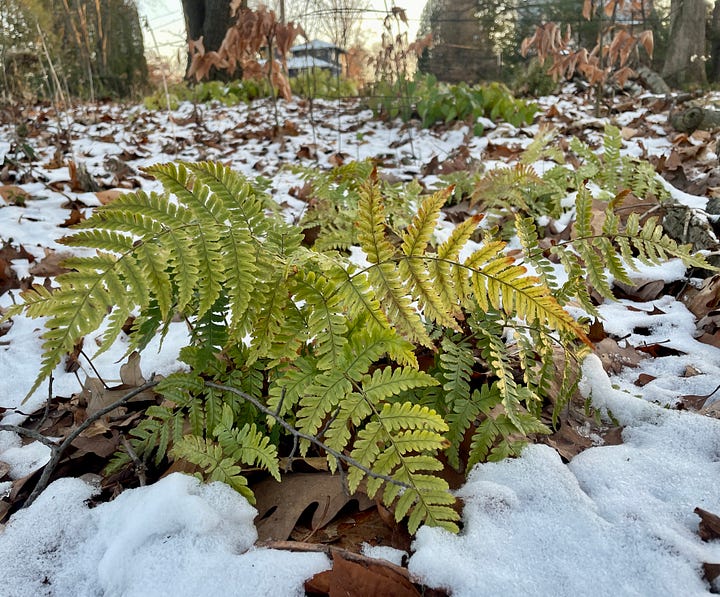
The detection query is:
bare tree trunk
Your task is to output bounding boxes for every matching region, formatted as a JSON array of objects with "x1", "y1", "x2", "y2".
[
  {"x1": 662, "y1": 0, "x2": 707, "y2": 88},
  {"x1": 709, "y1": 0, "x2": 720, "y2": 82},
  {"x1": 181, "y1": 0, "x2": 240, "y2": 80}
]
